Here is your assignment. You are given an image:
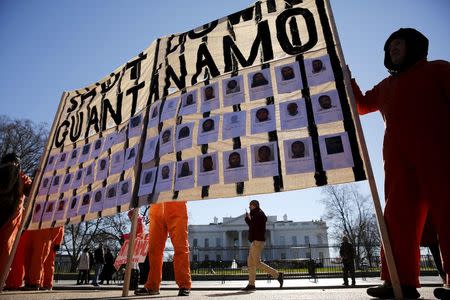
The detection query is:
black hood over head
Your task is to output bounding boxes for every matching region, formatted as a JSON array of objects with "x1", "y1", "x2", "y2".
[{"x1": 384, "y1": 28, "x2": 428, "y2": 75}]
